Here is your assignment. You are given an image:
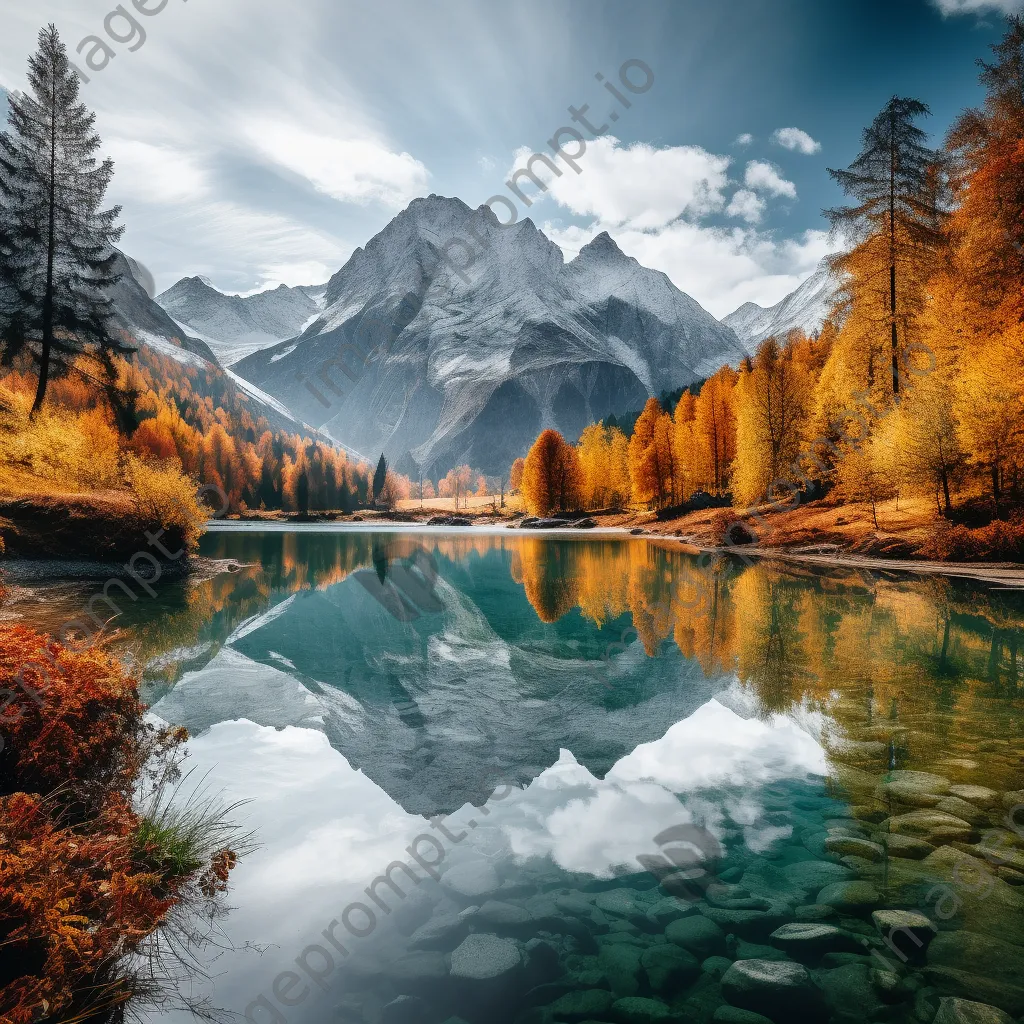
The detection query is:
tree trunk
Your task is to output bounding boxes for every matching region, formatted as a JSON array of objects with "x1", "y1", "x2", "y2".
[
  {"x1": 991, "y1": 462, "x2": 1001, "y2": 511},
  {"x1": 889, "y1": 111, "x2": 900, "y2": 399},
  {"x1": 941, "y1": 468, "x2": 952, "y2": 514},
  {"x1": 33, "y1": 72, "x2": 59, "y2": 415}
]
